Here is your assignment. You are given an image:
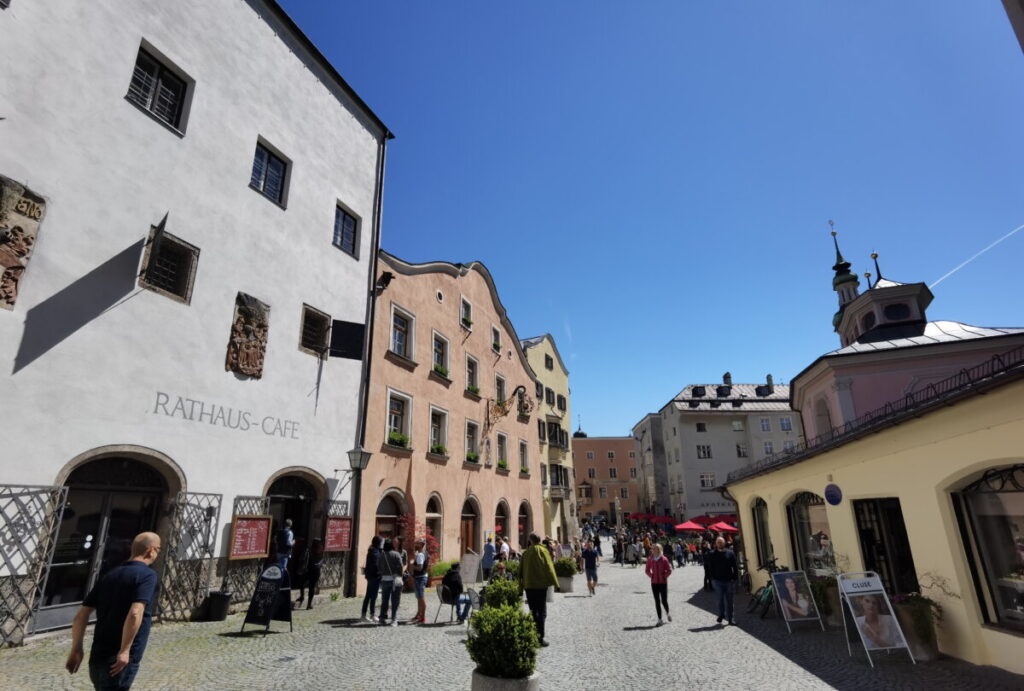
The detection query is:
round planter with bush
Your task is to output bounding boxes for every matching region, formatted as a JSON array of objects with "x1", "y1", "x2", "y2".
[{"x1": 467, "y1": 604, "x2": 540, "y2": 690}]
